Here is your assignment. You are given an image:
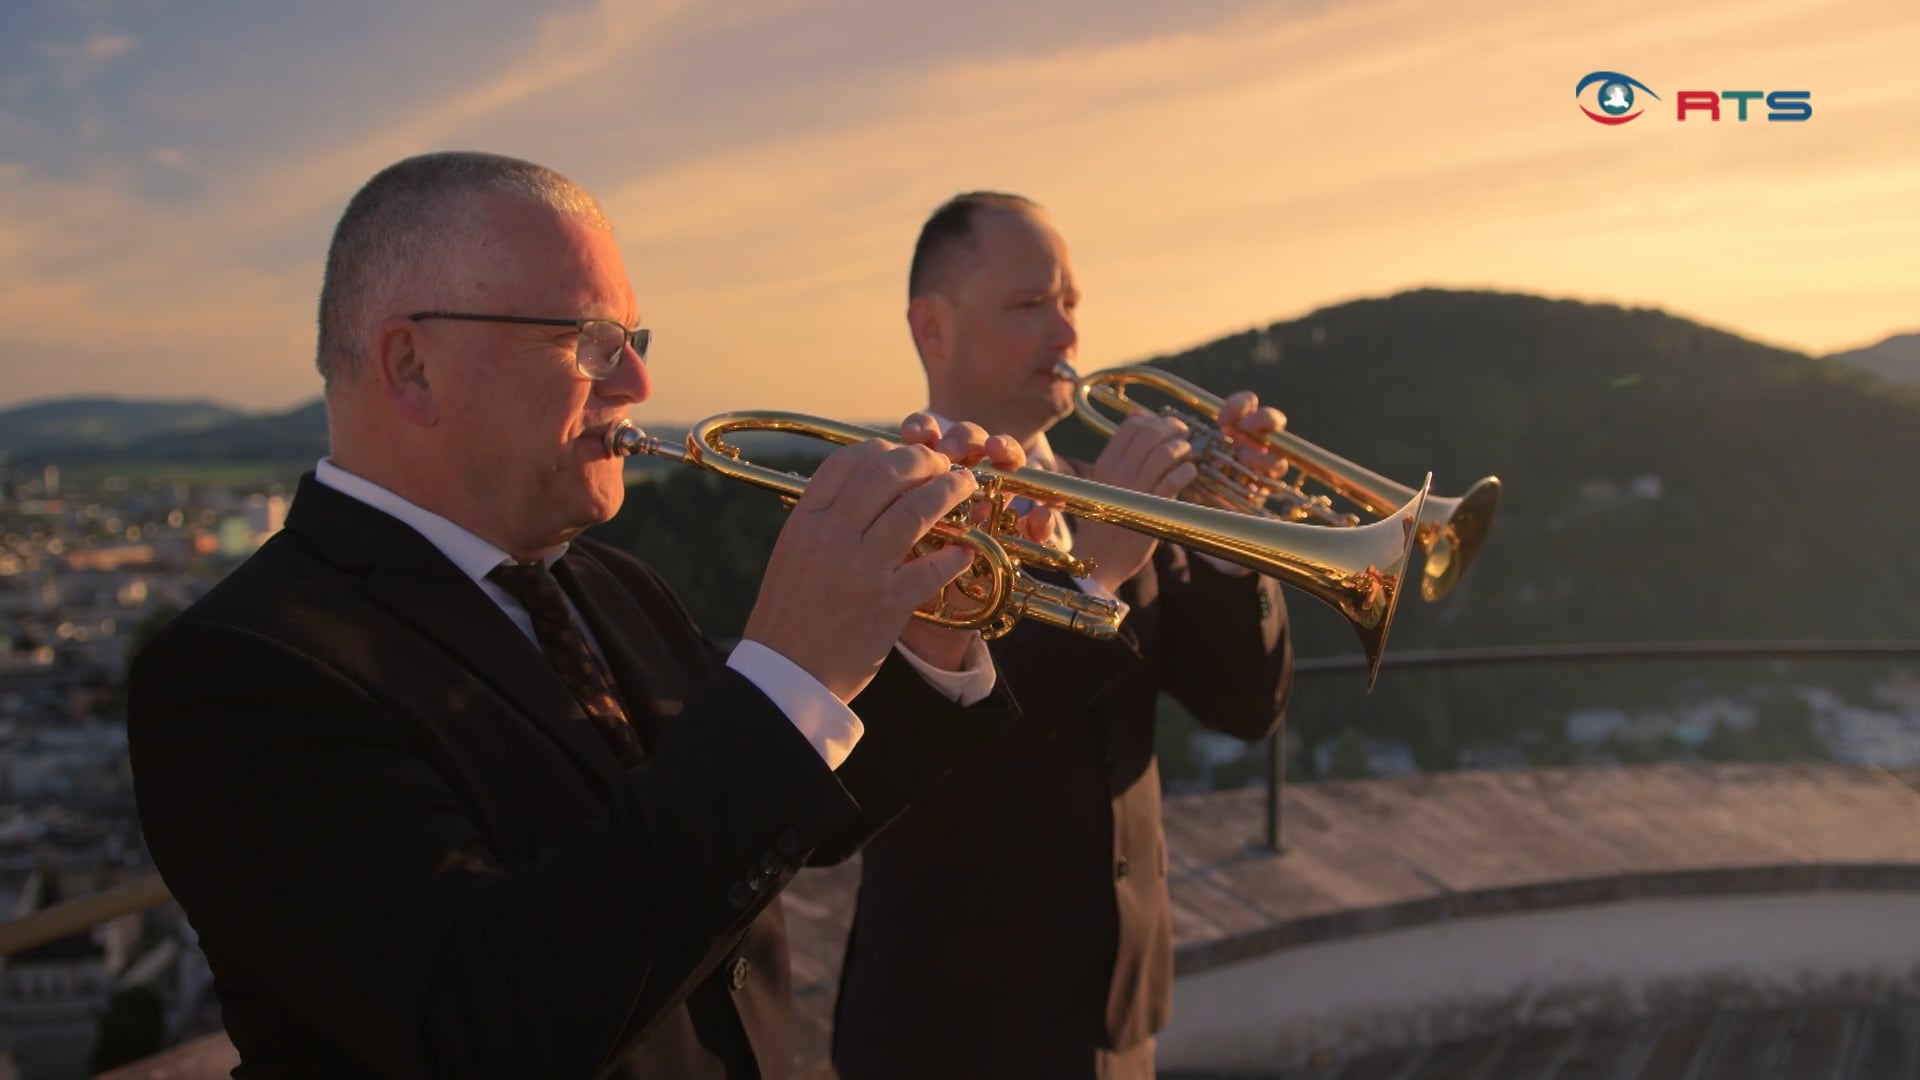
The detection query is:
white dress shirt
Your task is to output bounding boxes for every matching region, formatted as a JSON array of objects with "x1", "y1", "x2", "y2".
[{"x1": 312, "y1": 459, "x2": 995, "y2": 772}]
